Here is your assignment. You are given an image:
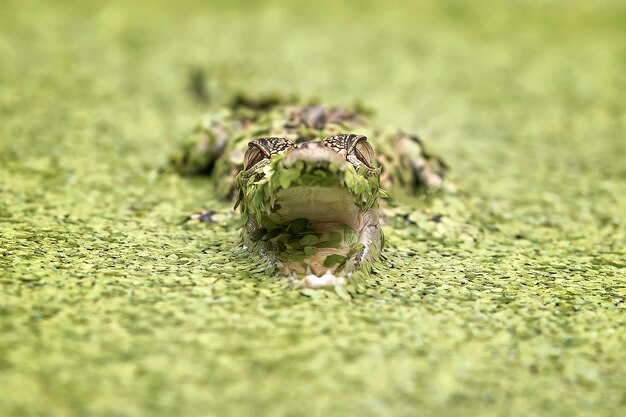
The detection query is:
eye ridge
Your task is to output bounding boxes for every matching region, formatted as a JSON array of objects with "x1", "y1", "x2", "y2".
[
  {"x1": 243, "y1": 137, "x2": 296, "y2": 170},
  {"x1": 322, "y1": 134, "x2": 375, "y2": 168}
]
